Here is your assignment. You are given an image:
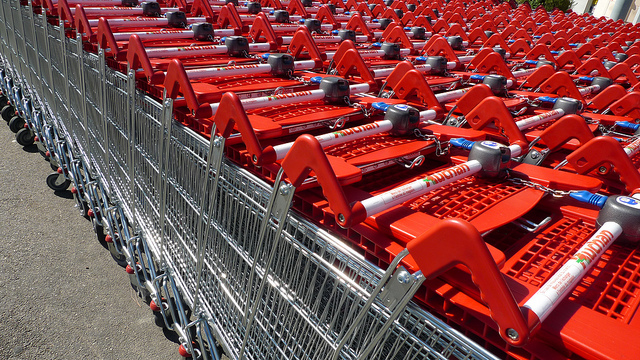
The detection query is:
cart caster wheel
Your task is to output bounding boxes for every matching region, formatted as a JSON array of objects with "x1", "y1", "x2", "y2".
[
  {"x1": 8, "y1": 115, "x2": 24, "y2": 133},
  {"x1": 15, "y1": 128, "x2": 34, "y2": 146},
  {"x1": 92, "y1": 218, "x2": 109, "y2": 249},
  {"x1": 179, "y1": 343, "x2": 201, "y2": 359},
  {"x1": 73, "y1": 193, "x2": 90, "y2": 218},
  {"x1": 46, "y1": 173, "x2": 71, "y2": 191},
  {"x1": 126, "y1": 263, "x2": 151, "y2": 300},
  {"x1": 108, "y1": 240, "x2": 128, "y2": 267},
  {"x1": 38, "y1": 148, "x2": 49, "y2": 160},
  {"x1": 151, "y1": 300, "x2": 173, "y2": 328},
  {"x1": 0, "y1": 95, "x2": 7, "y2": 107},
  {"x1": 1, "y1": 104, "x2": 13, "y2": 122},
  {"x1": 80, "y1": 201, "x2": 90, "y2": 219}
]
